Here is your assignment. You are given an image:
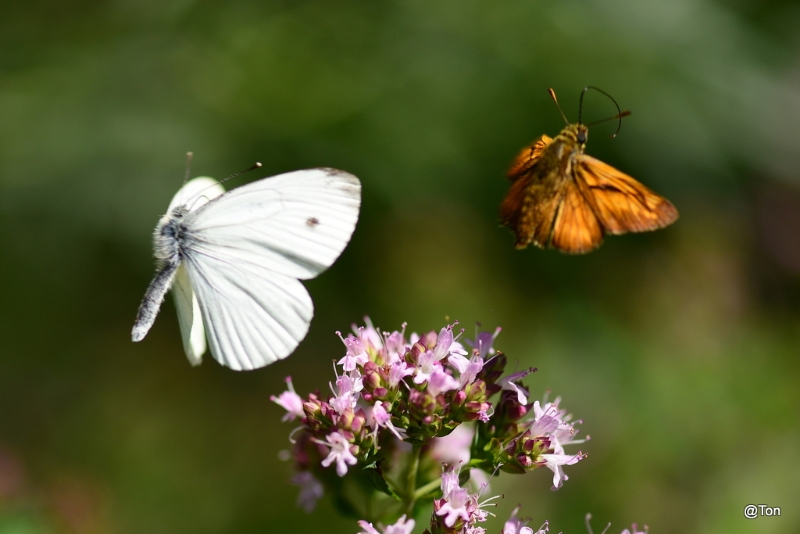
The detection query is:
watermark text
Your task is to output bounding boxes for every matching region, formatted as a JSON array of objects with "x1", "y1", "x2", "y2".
[{"x1": 744, "y1": 504, "x2": 781, "y2": 519}]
